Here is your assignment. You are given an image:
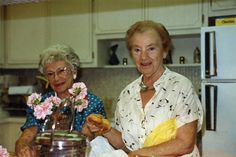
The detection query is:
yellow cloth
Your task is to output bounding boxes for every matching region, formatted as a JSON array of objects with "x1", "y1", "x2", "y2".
[{"x1": 143, "y1": 118, "x2": 177, "y2": 147}]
